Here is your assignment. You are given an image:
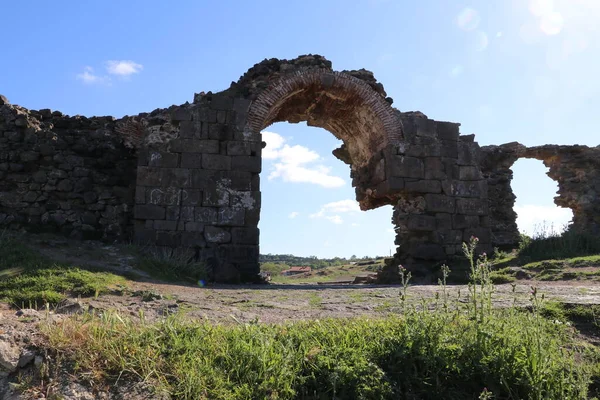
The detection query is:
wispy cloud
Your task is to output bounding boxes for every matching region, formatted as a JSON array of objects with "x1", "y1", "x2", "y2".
[
  {"x1": 262, "y1": 131, "x2": 345, "y2": 188},
  {"x1": 288, "y1": 211, "x2": 299, "y2": 219},
  {"x1": 76, "y1": 60, "x2": 143, "y2": 85},
  {"x1": 310, "y1": 199, "x2": 360, "y2": 224},
  {"x1": 105, "y1": 60, "x2": 143, "y2": 76},
  {"x1": 76, "y1": 66, "x2": 110, "y2": 85}
]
